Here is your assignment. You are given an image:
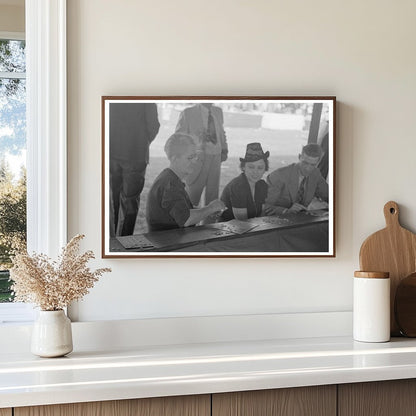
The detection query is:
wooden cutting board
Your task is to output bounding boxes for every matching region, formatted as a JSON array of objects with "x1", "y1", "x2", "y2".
[{"x1": 359, "y1": 201, "x2": 416, "y2": 335}]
